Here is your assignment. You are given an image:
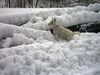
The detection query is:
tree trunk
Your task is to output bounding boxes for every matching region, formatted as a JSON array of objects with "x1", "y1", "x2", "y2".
[
  {"x1": 9, "y1": 0, "x2": 10, "y2": 7},
  {"x1": 35, "y1": 0, "x2": 39, "y2": 8}
]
